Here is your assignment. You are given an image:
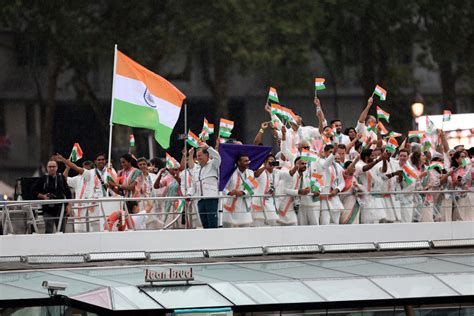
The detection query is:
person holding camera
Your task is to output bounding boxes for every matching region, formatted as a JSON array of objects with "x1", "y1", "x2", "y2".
[
  {"x1": 253, "y1": 154, "x2": 281, "y2": 226},
  {"x1": 33, "y1": 159, "x2": 72, "y2": 233}
]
